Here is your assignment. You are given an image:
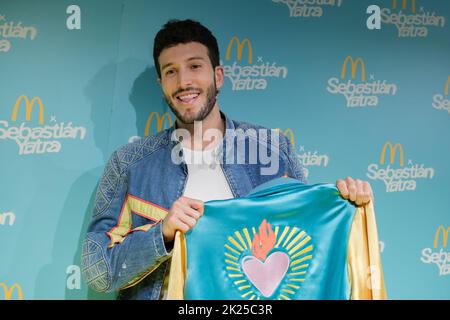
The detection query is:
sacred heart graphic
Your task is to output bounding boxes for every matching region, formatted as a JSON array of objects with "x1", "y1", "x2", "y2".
[
  {"x1": 241, "y1": 251, "x2": 290, "y2": 297},
  {"x1": 225, "y1": 219, "x2": 313, "y2": 300}
]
